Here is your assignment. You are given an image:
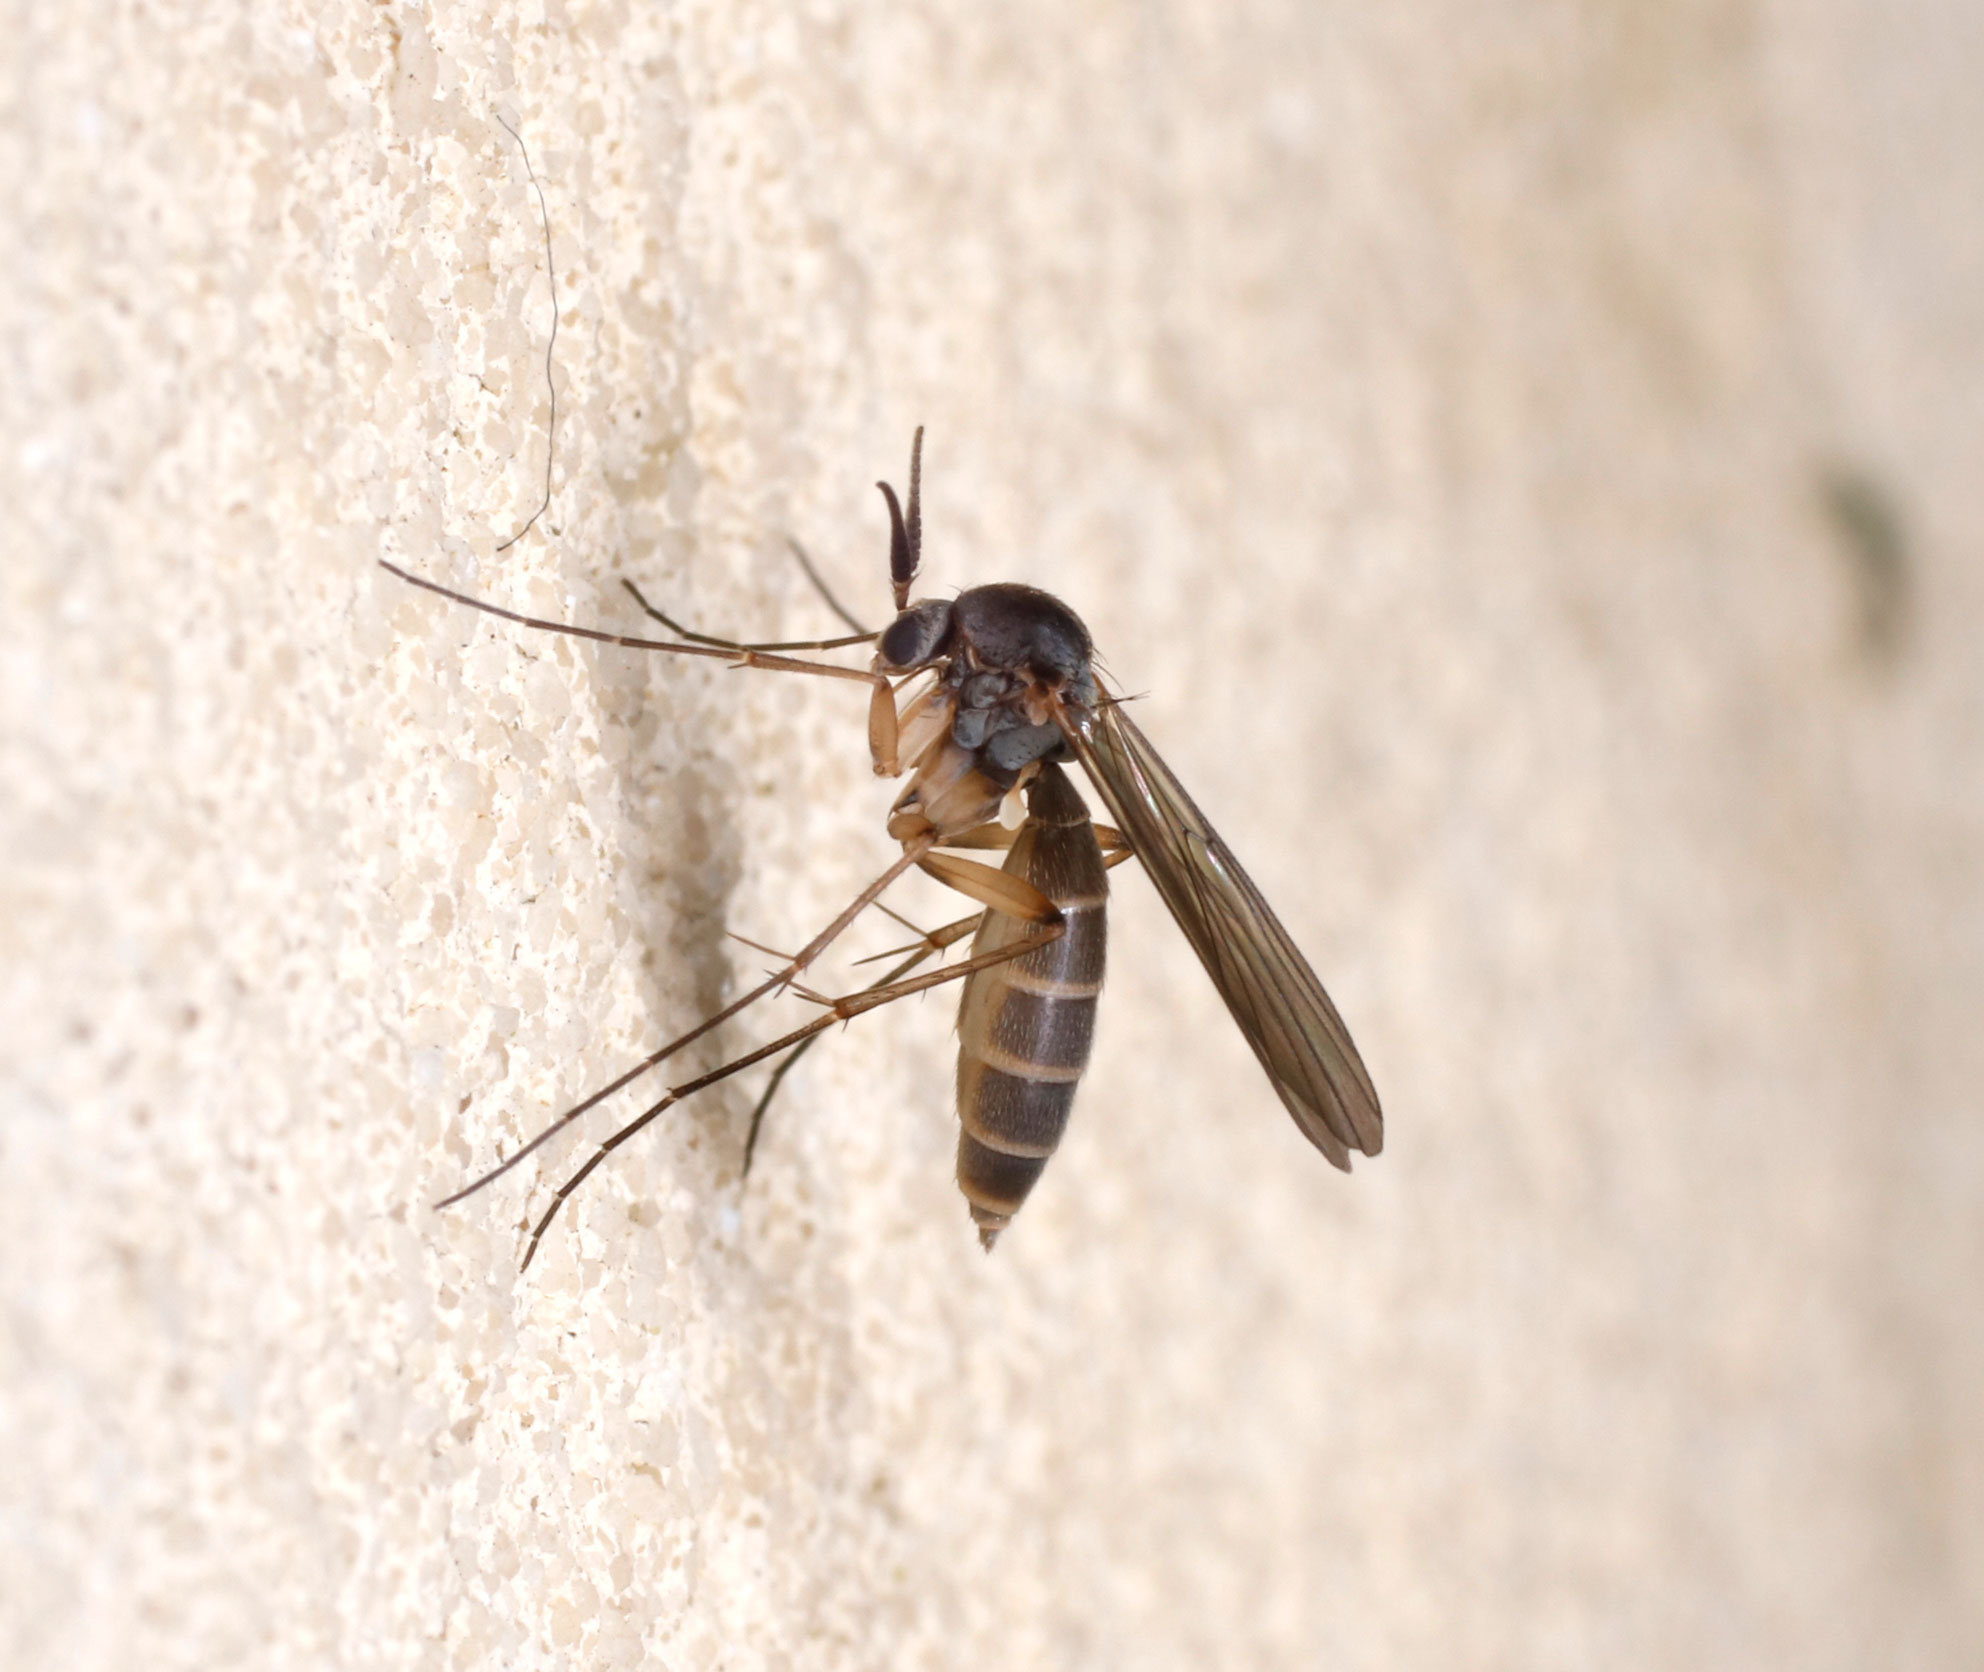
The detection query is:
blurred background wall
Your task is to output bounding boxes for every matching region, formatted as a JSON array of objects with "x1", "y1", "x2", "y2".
[{"x1": 3, "y1": 2, "x2": 1979, "y2": 1667}]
